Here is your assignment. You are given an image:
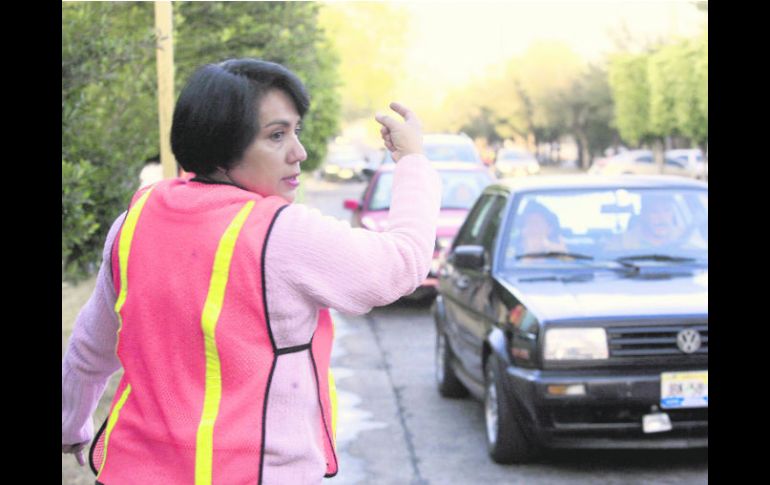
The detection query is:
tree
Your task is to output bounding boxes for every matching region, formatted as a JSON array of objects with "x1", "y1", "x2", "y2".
[
  {"x1": 174, "y1": 1, "x2": 341, "y2": 173},
  {"x1": 608, "y1": 52, "x2": 651, "y2": 148},
  {"x1": 317, "y1": 2, "x2": 409, "y2": 122},
  {"x1": 62, "y1": 2, "x2": 342, "y2": 282},
  {"x1": 62, "y1": 2, "x2": 159, "y2": 281},
  {"x1": 561, "y1": 63, "x2": 617, "y2": 169}
]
